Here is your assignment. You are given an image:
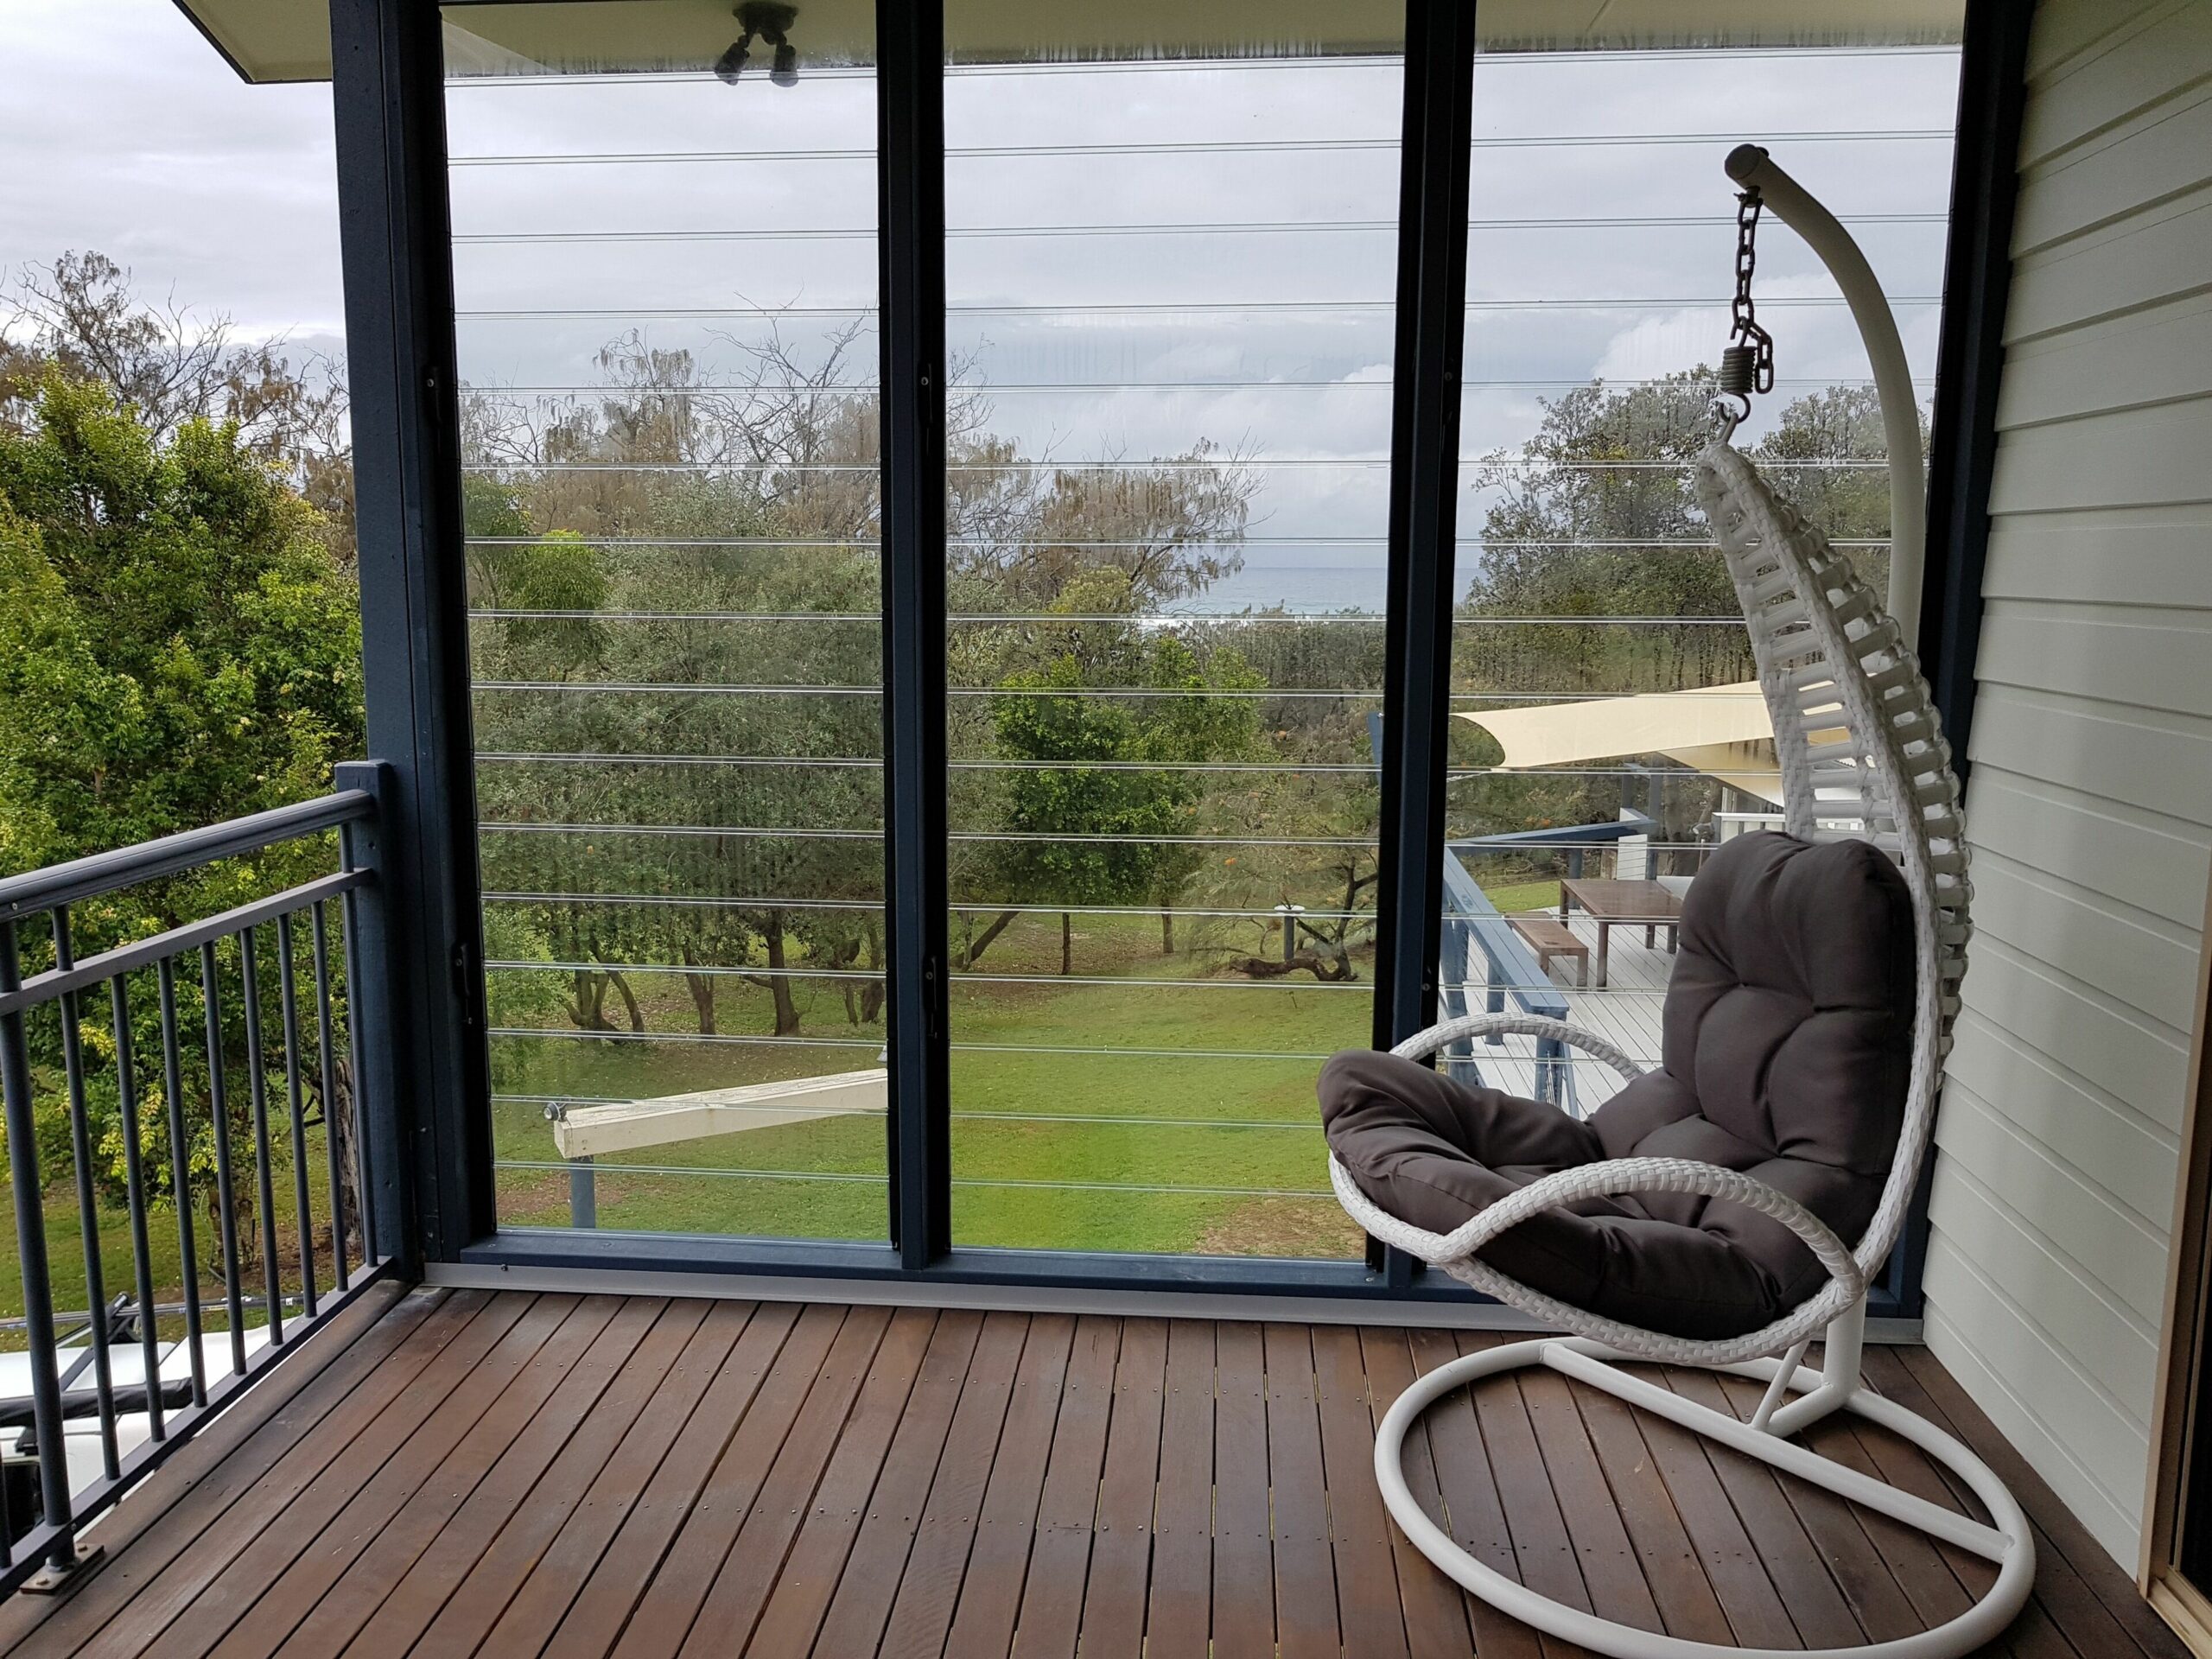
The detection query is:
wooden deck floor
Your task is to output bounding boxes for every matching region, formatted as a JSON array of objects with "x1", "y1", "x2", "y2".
[
  {"x1": 0, "y1": 1281, "x2": 2186, "y2": 1659},
  {"x1": 1447, "y1": 911, "x2": 1673, "y2": 1112}
]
